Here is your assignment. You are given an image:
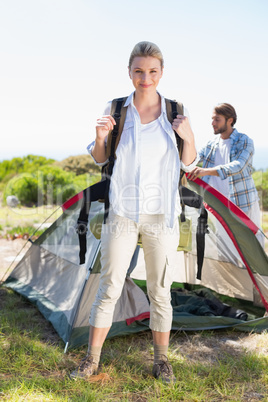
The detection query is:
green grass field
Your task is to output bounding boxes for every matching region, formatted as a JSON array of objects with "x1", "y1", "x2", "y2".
[
  {"x1": 0, "y1": 204, "x2": 268, "y2": 400},
  {"x1": 0, "y1": 287, "x2": 268, "y2": 401}
]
